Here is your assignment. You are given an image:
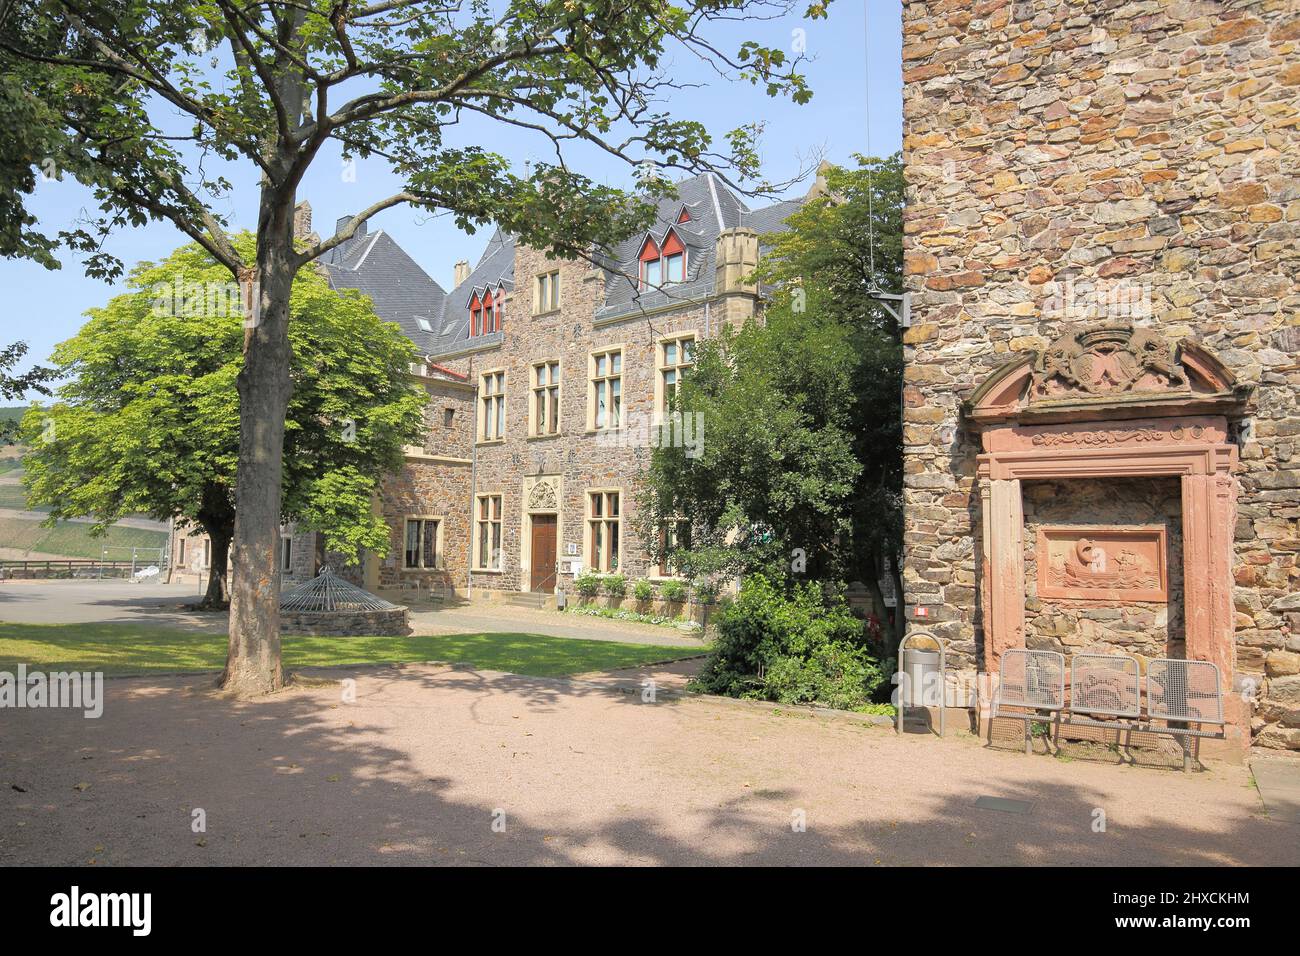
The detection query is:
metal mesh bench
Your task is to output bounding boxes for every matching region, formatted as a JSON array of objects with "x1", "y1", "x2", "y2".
[
  {"x1": 990, "y1": 649, "x2": 1066, "y2": 754},
  {"x1": 992, "y1": 651, "x2": 1225, "y2": 771}
]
